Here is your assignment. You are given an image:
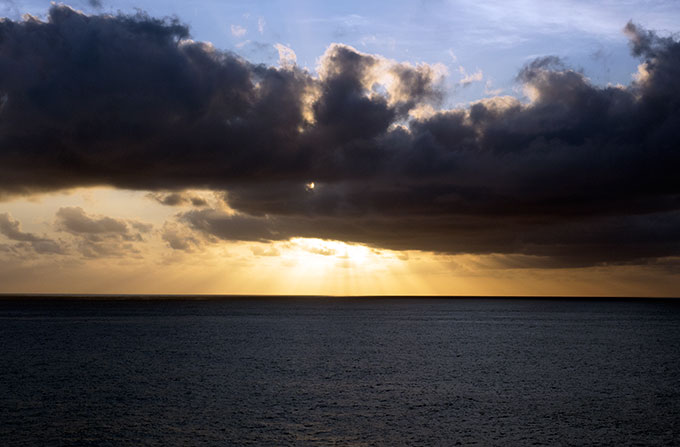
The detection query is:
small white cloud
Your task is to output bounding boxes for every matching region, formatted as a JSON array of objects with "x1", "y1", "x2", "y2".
[
  {"x1": 448, "y1": 48, "x2": 457, "y2": 63},
  {"x1": 274, "y1": 43, "x2": 297, "y2": 68},
  {"x1": 360, "y1": 34, "x2": 377, "y2": 47},
  {"x1": 458, "y1": 66, "x2": 483, "y2": 85},
  {"x1": 251, "y1": 244, "x2": 280, "y2": 257},
  {"x1": 230, "y1": 24, "x2": 247, "y2": 37},
  {"x1": 484, "y1": 79, "x2": 503, "y2": 96},
  {"x1": 633, "y1": 62, "x2": 651, "y2": 84},
  {"x1": 258, "y1": 17, "x2": 265, "y2": 34}
]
